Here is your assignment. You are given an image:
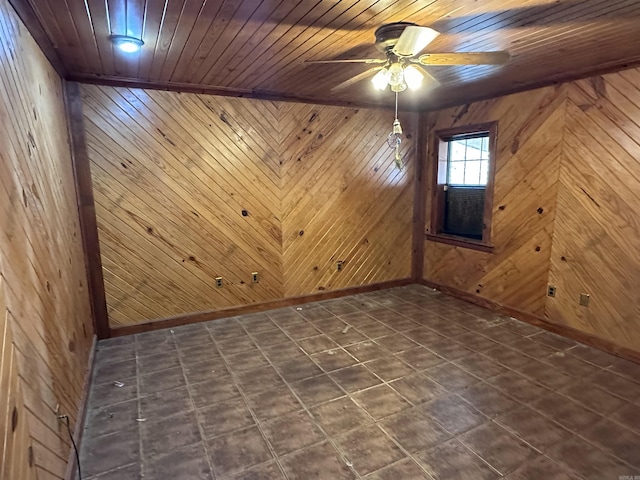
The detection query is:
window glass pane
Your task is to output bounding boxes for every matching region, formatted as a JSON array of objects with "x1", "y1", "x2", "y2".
[
  {"x1": 446, "y1": 133, "x2": 490, "y2": 186},
  {"x1": 448, "y1": 161, "x2": 465, "y2": 184},
  {"x1": 464, "y1": 160, "x2": 482, "y2": 185},
  {"x1": 449, "y1": 139, "x2": 467, "y2": 160},
  {"x1": 481, "y1": 136, "x2": 489, "y2": 160},
  {"x1": 479, "y1": 160, "x2": 489, "y2": 185}
]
